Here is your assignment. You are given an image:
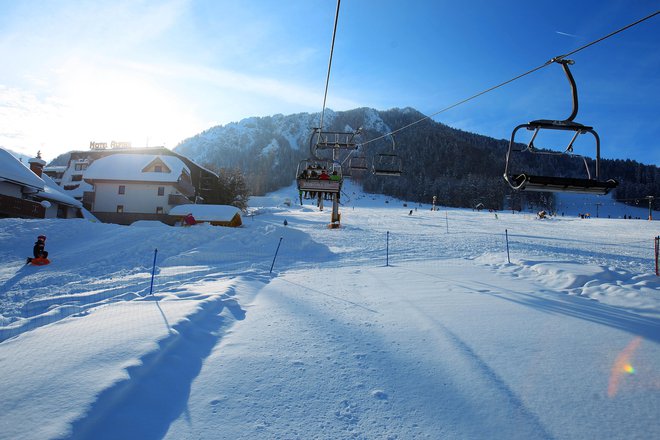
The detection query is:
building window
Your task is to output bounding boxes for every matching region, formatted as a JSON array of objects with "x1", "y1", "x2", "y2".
[
  {"x1": 118, "y1": 185, "x2": 125, "y2": 195},
  {"x1": 116, "y1": 205, "x2": 124, "y2": 213},
  {"x1": 156, "y1": 206, "x2": 163, "y2": 214},
  {"x1": 71, "y1": 174, "x2": 83, "y2": 181},
  {"x1": 157, "y1": 186, "x2": 165, "y2": 196},
  {"x1": 57, "y1": 205, "x2": 68, "y2": 219},
  {"x1": 154, "y1": 165, "x2": 163, "y2": 173},
  {"x1": 74, "y1": 164, "x2": 87, "y2": 171}
]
